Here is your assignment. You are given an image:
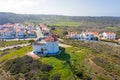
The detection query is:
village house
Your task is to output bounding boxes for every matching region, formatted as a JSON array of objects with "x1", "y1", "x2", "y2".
[
  {"x1": 0, "y1": 23, "x2": 38, "y2": 39},
  {"x1": 66, "y1": 32, "x2": 78, "y2": 39},
  {"x1": 90, "y1": 32, "x2": 99, "y2": 41},
  {"x1": 26, "y1": 25, "x2": 37, "y2": 38},
  {"x1": 27, "y1": 24, "x2": 36, "y2": 30},
  {"x1": 27, "y1": 30, "x2": 37, "y2": 38},
  {"x1": 0, "y1": 23, "x2": 16, "y2": 39},
  {"x1": 33, "y1": 34, "x2": 59, "y2": 56},
  {"x1": 2, "y1": 28, "x2": 15, "y2": 39},
  {"x1": 66, "y1": 31, "x2": 117, "y2": 41},
  {"x1": 16, "y1": 28, "x2": 26, "y2": 39},
  {"x1": 66, "y1": 31, "x2": 95, "y2": 41},
  {"x1": 40, "y1": 24, "x2": 50, "y2": 36},
  {"x1": 100, "y1": 32, "x2": 116, "y2": 40},
  {"x1": 14, "y1": 23, "x2": 26, "y2": 39},
  {"x1": 78, "y1": 32, "x2": 95, "y2": 41}
]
